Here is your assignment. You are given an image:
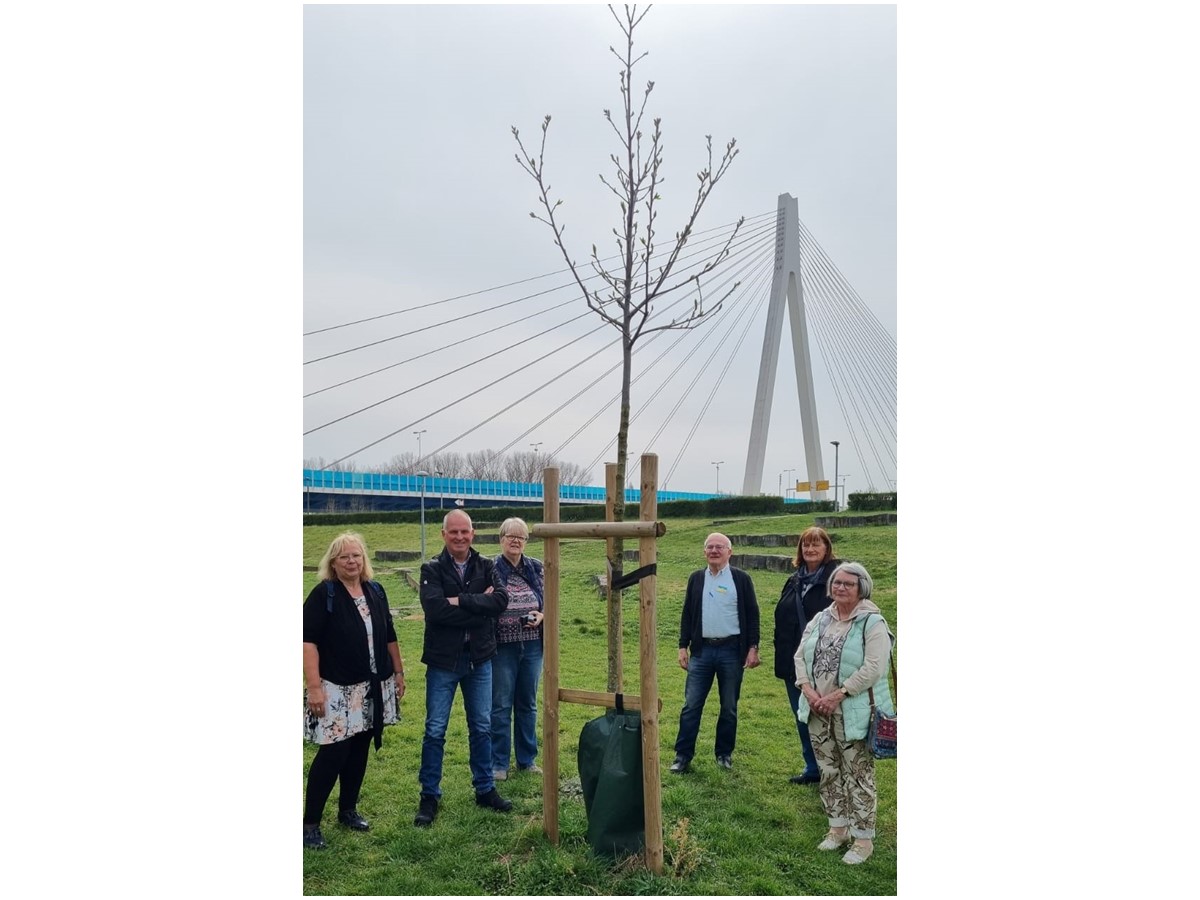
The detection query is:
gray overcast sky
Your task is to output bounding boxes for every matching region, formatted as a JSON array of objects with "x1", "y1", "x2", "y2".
[{"x1": 304, "y1": 3, "x2": 896, "y2": 494}]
